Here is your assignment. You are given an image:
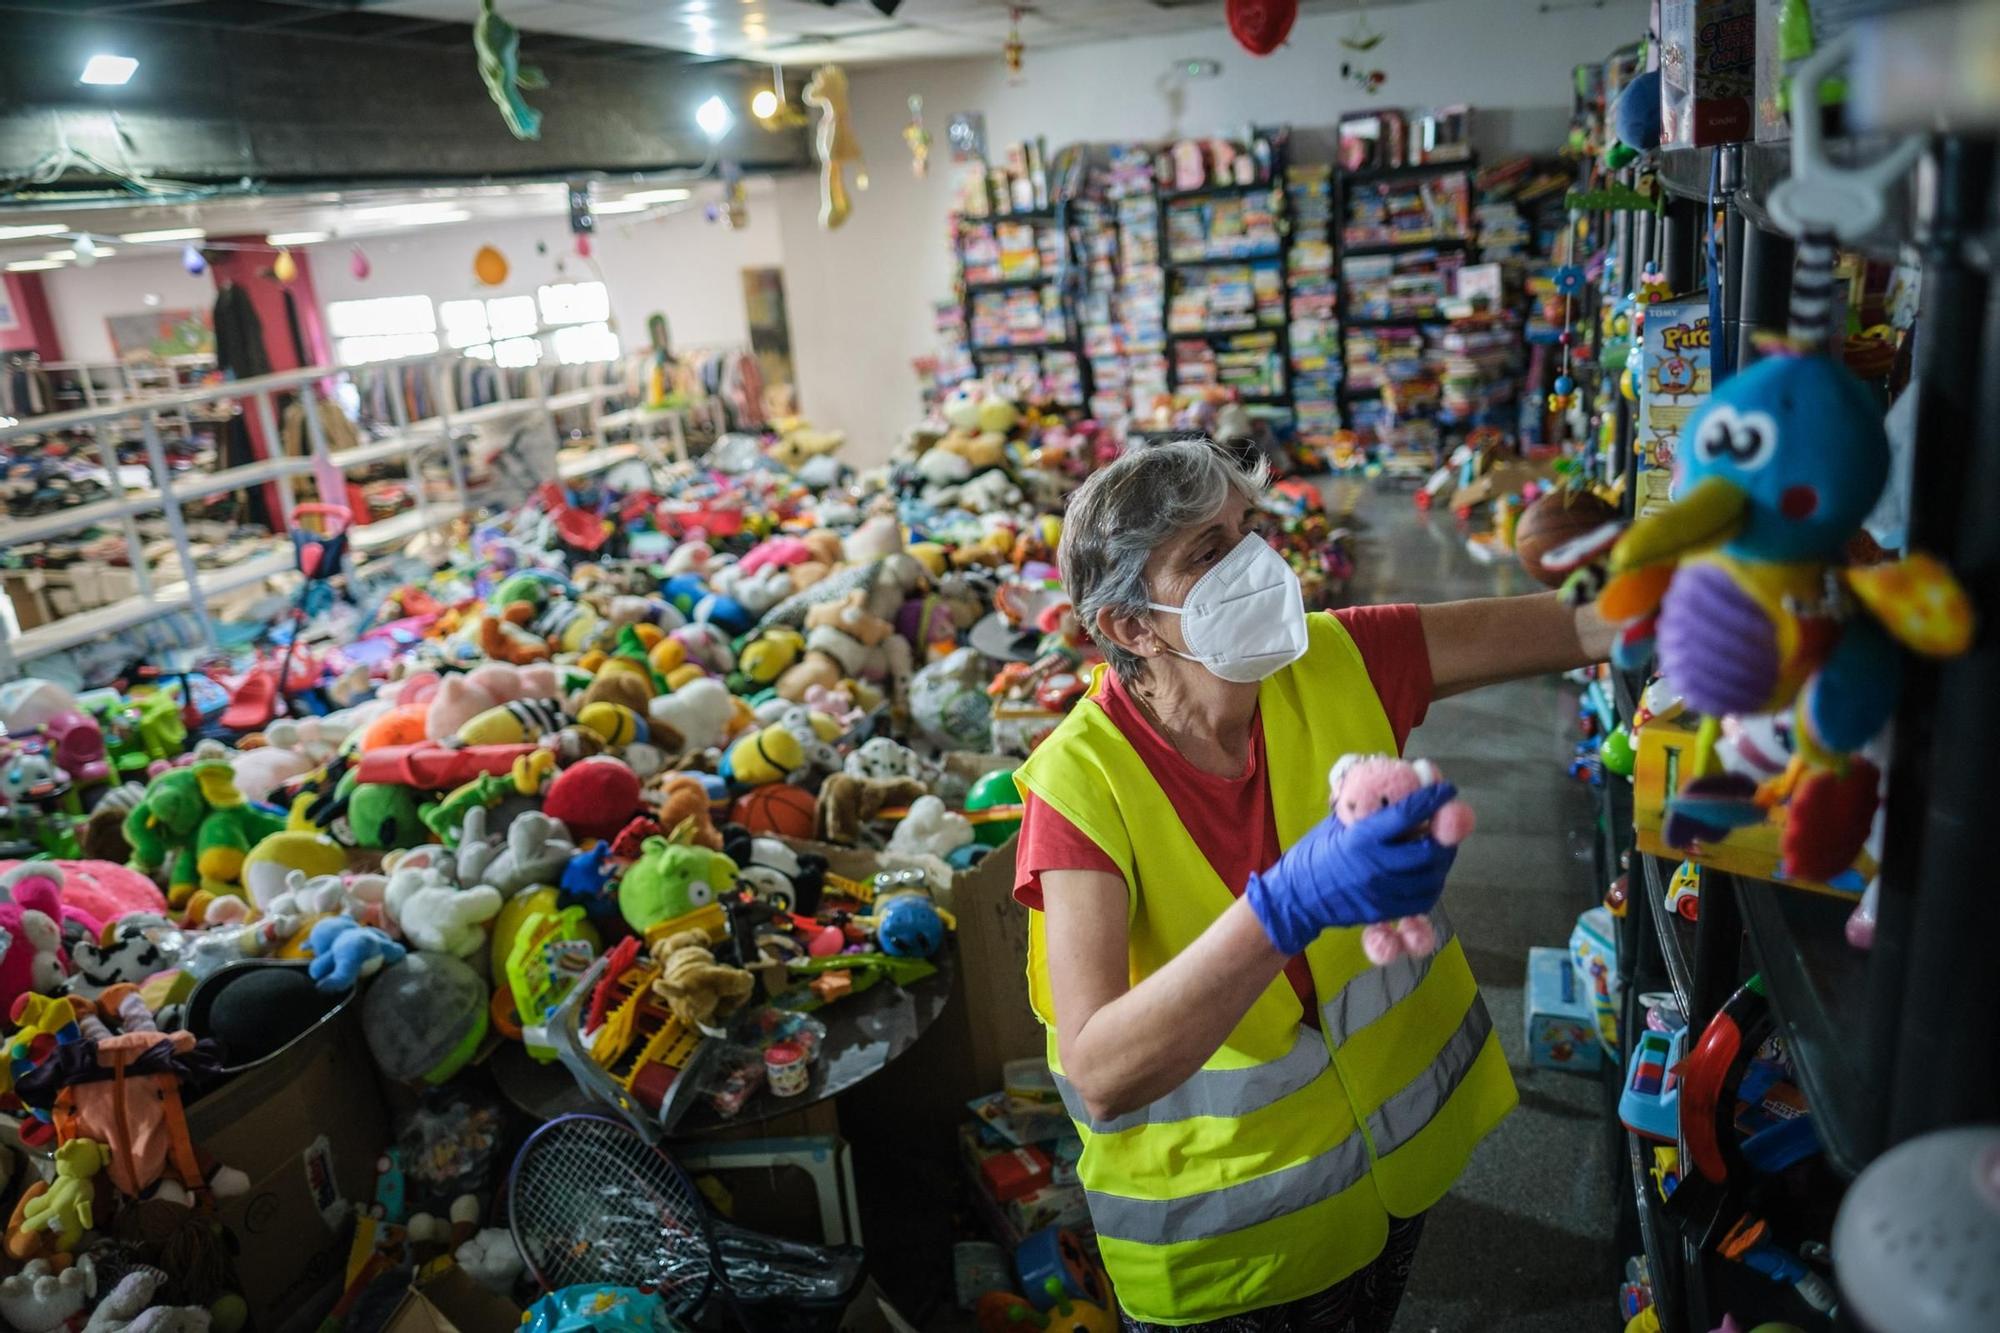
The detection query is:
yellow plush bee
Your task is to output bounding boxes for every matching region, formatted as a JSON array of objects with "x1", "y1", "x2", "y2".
[{"x1": 459, "y1": 697, "x2": 570, "y2": 745}]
